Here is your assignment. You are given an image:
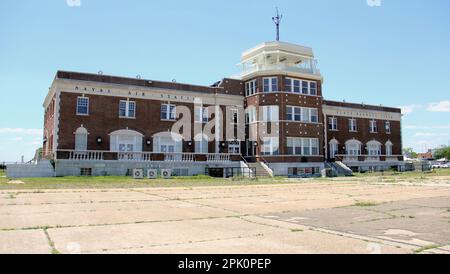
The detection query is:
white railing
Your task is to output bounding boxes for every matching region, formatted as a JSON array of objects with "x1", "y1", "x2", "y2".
[
  {"x1": 164, "y1": 153, "x2": 195, "y2": 162},
  {"x1": 207, "y1": 154, "x2": 230, "y2": 162},
  {"x1": 68, "y1": 150, "x2": 104, "y2": 161},
  {"x1": 56, "y1": 150, "x2": 235, "y2": 163},
  {"x1": 241, "y1": 63, "x2": 320, "y2": 77},
  {"x1": 336, "y1": 155, "x2": 403, "y2": 163}
]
